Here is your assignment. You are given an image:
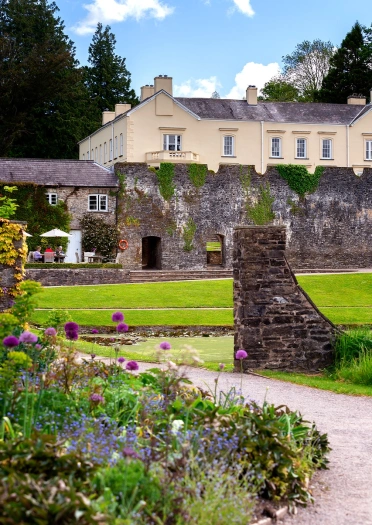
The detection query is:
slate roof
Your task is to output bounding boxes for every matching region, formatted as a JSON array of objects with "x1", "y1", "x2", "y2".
[
  {"x1": 175, "y1": 98, "x2": 368, "y2": 125},
  {"x1": 0, "y1": 159, "x2": 118, "y2": 187}
]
